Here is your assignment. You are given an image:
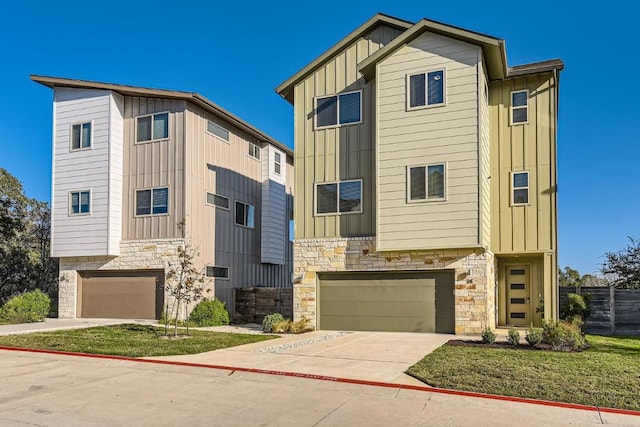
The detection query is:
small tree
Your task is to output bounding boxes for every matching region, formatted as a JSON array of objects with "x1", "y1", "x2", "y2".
[
  {"x1": 164, "y1": 243, "x2": 210, "y2": 337},
  {"x1": 558, "y1": 266, "x2": 582, "y2": 287},
  {"x1": 601, "y1": 237, "x2": 640, "y2": 289}
]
